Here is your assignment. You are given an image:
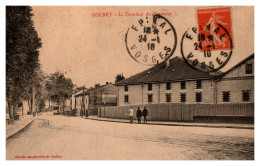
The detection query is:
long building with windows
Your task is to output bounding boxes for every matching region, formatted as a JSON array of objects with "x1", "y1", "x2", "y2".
[{"x1": 116, "y1": 54, "x2": 254, "y2": 106}]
